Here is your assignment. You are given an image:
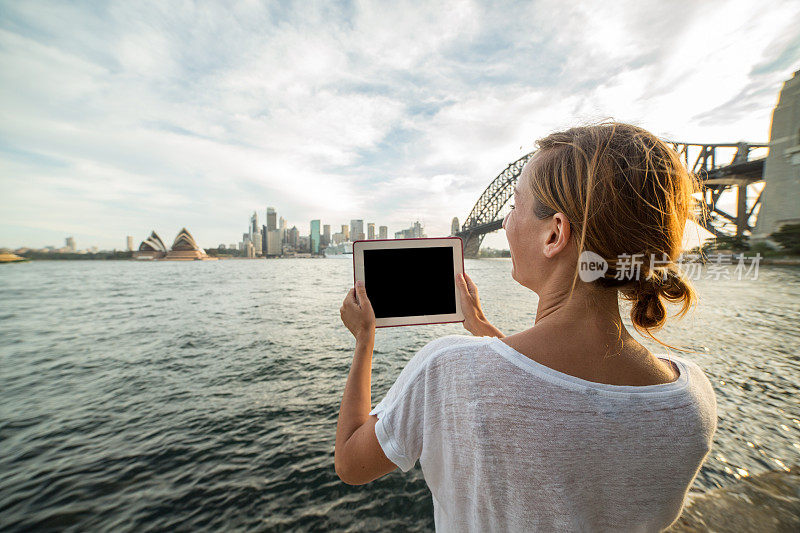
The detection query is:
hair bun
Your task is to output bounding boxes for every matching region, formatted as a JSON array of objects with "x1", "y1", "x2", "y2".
[
  {"x1": 630, "y1": 281, "x2": 664, "y2": 330},
  {"x1": 659, "y1": 268, "x2": 691, "y2": 303},
  {"x1": 624, "y1": 266, "x2": 694, "y2": 332}
]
